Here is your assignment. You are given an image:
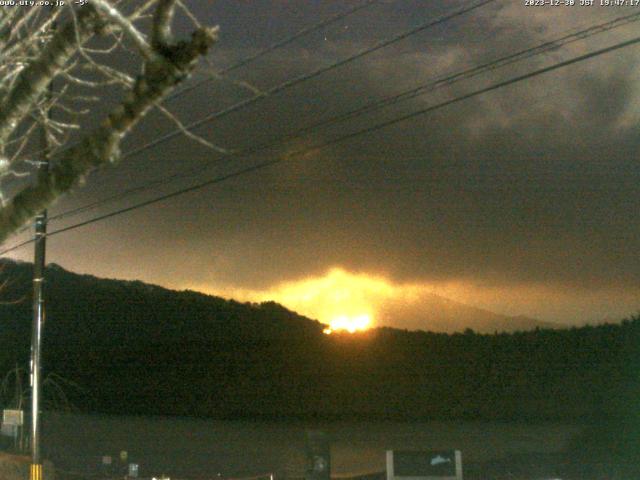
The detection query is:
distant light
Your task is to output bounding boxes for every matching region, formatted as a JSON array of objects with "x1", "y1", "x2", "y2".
[
  {"x1": 329, "y1": 314, "x2": 371, "y2": 333},
  {"x1": 323, "y1": 328, "x2": 333, "y2": 335}
]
